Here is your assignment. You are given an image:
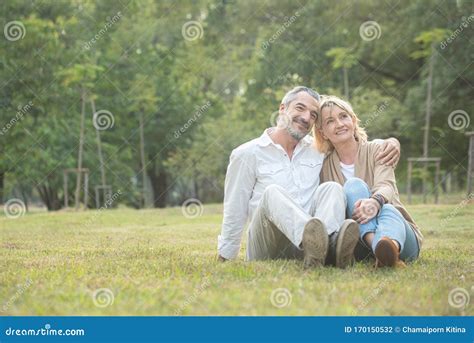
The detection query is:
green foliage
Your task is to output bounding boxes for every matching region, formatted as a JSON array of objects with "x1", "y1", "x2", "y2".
[
  {"x1": 326, "y1": 47, "x2": 358, "y2": 69},
  {"x1": 0, "y1": 0, "x2": 471, "y2": 208},
  {"x1": 410, "y1": 28, "x2": 452, "y2": 59}
]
